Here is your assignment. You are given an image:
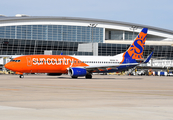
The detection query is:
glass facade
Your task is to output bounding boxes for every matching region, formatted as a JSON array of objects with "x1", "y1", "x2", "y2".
[
  {"x1": 124, "y1": 31, "x2": 138, "y2": 40},
  {"x1": 98, "y1": 43, "x2": 173, "y2": 60},
  {"x1": 107, "y1": 30, "x2": 164, "y2": 40},
  {"x1": 107, "y1": 30, "x2": 139, "y2": 40},
  {"x1": 98, "y1": 43, "x2": 128, "y2": 56},
  {"x1": 0, "y1": 25, "x2": 103, "y2": 43},
  {"x1": 0, "y1": 38, "x2": 80, "y2": 55},
  {"x1": 109, "y1": 30, "x2": 123, "y2": 40},
  {"x1": 0, "y1": 22, "x2": 172, "y2": 60},
  {"x1": 1, "y1": 38, "x2": 173, "y2": 59},
  {"x1": 52, "y1": 51, "x2": 93, "y2": 56}
]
